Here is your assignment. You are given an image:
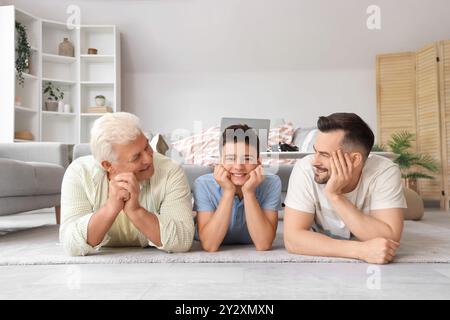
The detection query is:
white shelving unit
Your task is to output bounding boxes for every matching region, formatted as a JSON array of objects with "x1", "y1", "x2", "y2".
[{"x1": 0, "y1": 6, "x2": 121, "y2": 144}]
